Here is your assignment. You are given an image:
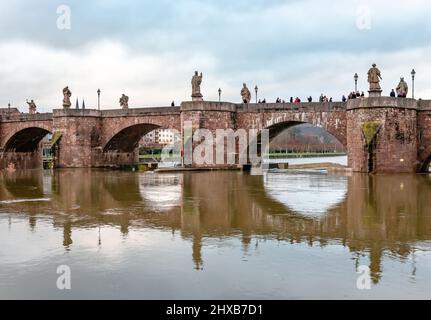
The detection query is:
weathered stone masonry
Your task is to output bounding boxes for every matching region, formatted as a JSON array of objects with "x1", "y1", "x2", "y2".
[
  {"x1": 418, "y1": 100, "x2": 431, "y2": 172},
  {"x1": 0, "y1": 97, "x2": 431, "y2": 173},
  {"x1": 347, "y1": 98, "x2": 420, "y2": 173}
]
